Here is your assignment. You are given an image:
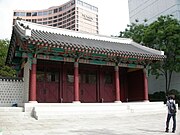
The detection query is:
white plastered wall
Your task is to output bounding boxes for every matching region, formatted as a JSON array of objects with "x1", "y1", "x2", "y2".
[{"x1": 23, "y1": 59, "x2": 30, "y2": 103}]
